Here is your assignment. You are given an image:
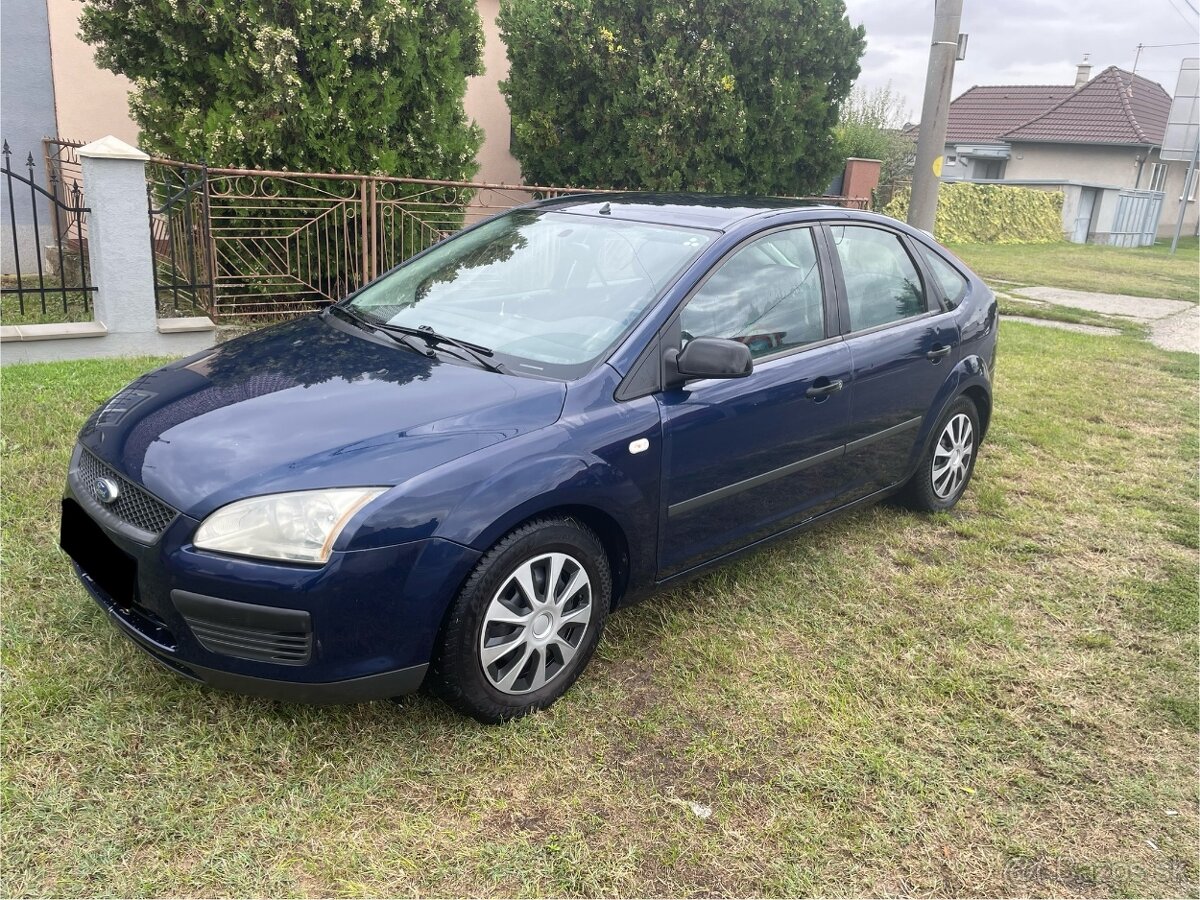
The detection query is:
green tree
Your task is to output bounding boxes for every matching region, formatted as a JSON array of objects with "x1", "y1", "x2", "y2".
[
  {"x1": 498, "y1": 0, "x2": 865, "y2": 195},
  {"x1": 79, "y1": 0, "x2": 484, "y2": 179},
  {"x1": 834, "y1": 83, "x2": 915, "y2": 189}
]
